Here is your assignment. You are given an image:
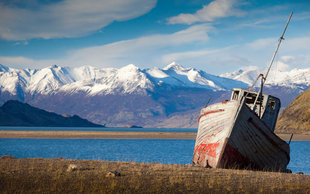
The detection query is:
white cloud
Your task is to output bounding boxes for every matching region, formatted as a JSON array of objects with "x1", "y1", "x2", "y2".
[
  {"x1": 2, "y1": 34, "x2": 310, "y2": 75},
  {"x1": 280, "y1": 56, "x2": 295, "y2": 62},
  {"x1": 273, "y1": 61, "x2": 290, "y2": 72},
  {"x1": 64, "y1": 24, "x2": 212, "y2": 66},
  {"x1": 0, "y1": 0, "x2": 157, "y2": 40},
  {"x1": 246, "y1": 38, "x2": 275, "y2": 50},
  {"x1": 161, "y1": 36, "x2": 310, "y2": 74},
  {"x1": 0, "y1": 56, "x2": 36, "y2": 66},
  {"x1": 1, "y1": 16, "x2": 309, "y2": 74},
  {"x1": 167, "y1": 0, "x2": 245, "y2": 25},
  {"x1": 0, "y1": 24, "x2": 213, "y2": 69},
  {"x1": 268, "y1": 56, "x2": 294, "y2": 72},
  {"x1": 0, "y1": 56, "x2": 55, "y2": 69}
]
